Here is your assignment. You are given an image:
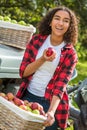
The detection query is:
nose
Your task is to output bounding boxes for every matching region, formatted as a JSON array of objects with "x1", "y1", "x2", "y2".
[{"x1": 58, "y1": 20, "x2": 63, "y2": 26}]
